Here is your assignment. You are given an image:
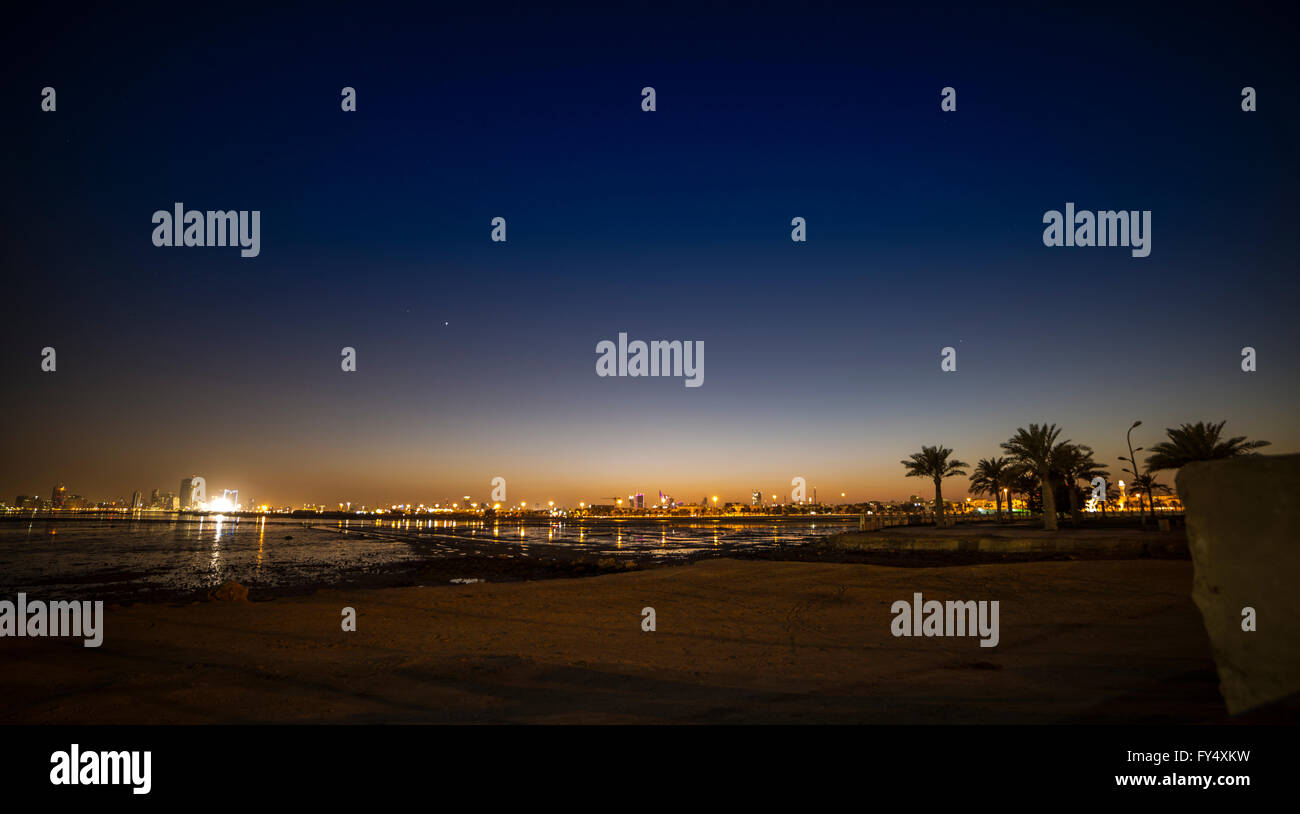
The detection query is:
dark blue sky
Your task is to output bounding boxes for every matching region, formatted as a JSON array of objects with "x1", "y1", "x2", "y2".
[{"x1": 2, "y1": 3, "x2": 1296, "y2": 505}]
